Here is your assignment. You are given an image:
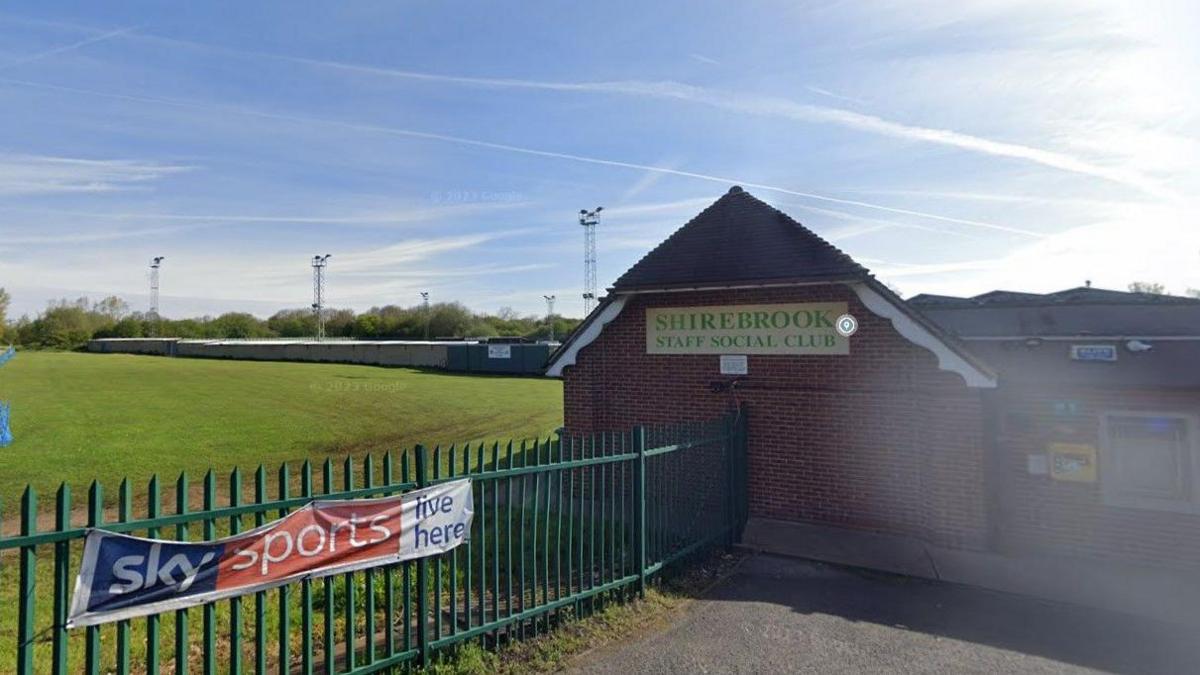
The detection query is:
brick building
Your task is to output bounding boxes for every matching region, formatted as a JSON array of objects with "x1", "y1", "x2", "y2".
[
  {"x1": 546, "y1": 187, "x2": 1200, "y2": 621},
  {"x1": 912, "y1": 288, "x2": 1200, "y2": 572}
]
